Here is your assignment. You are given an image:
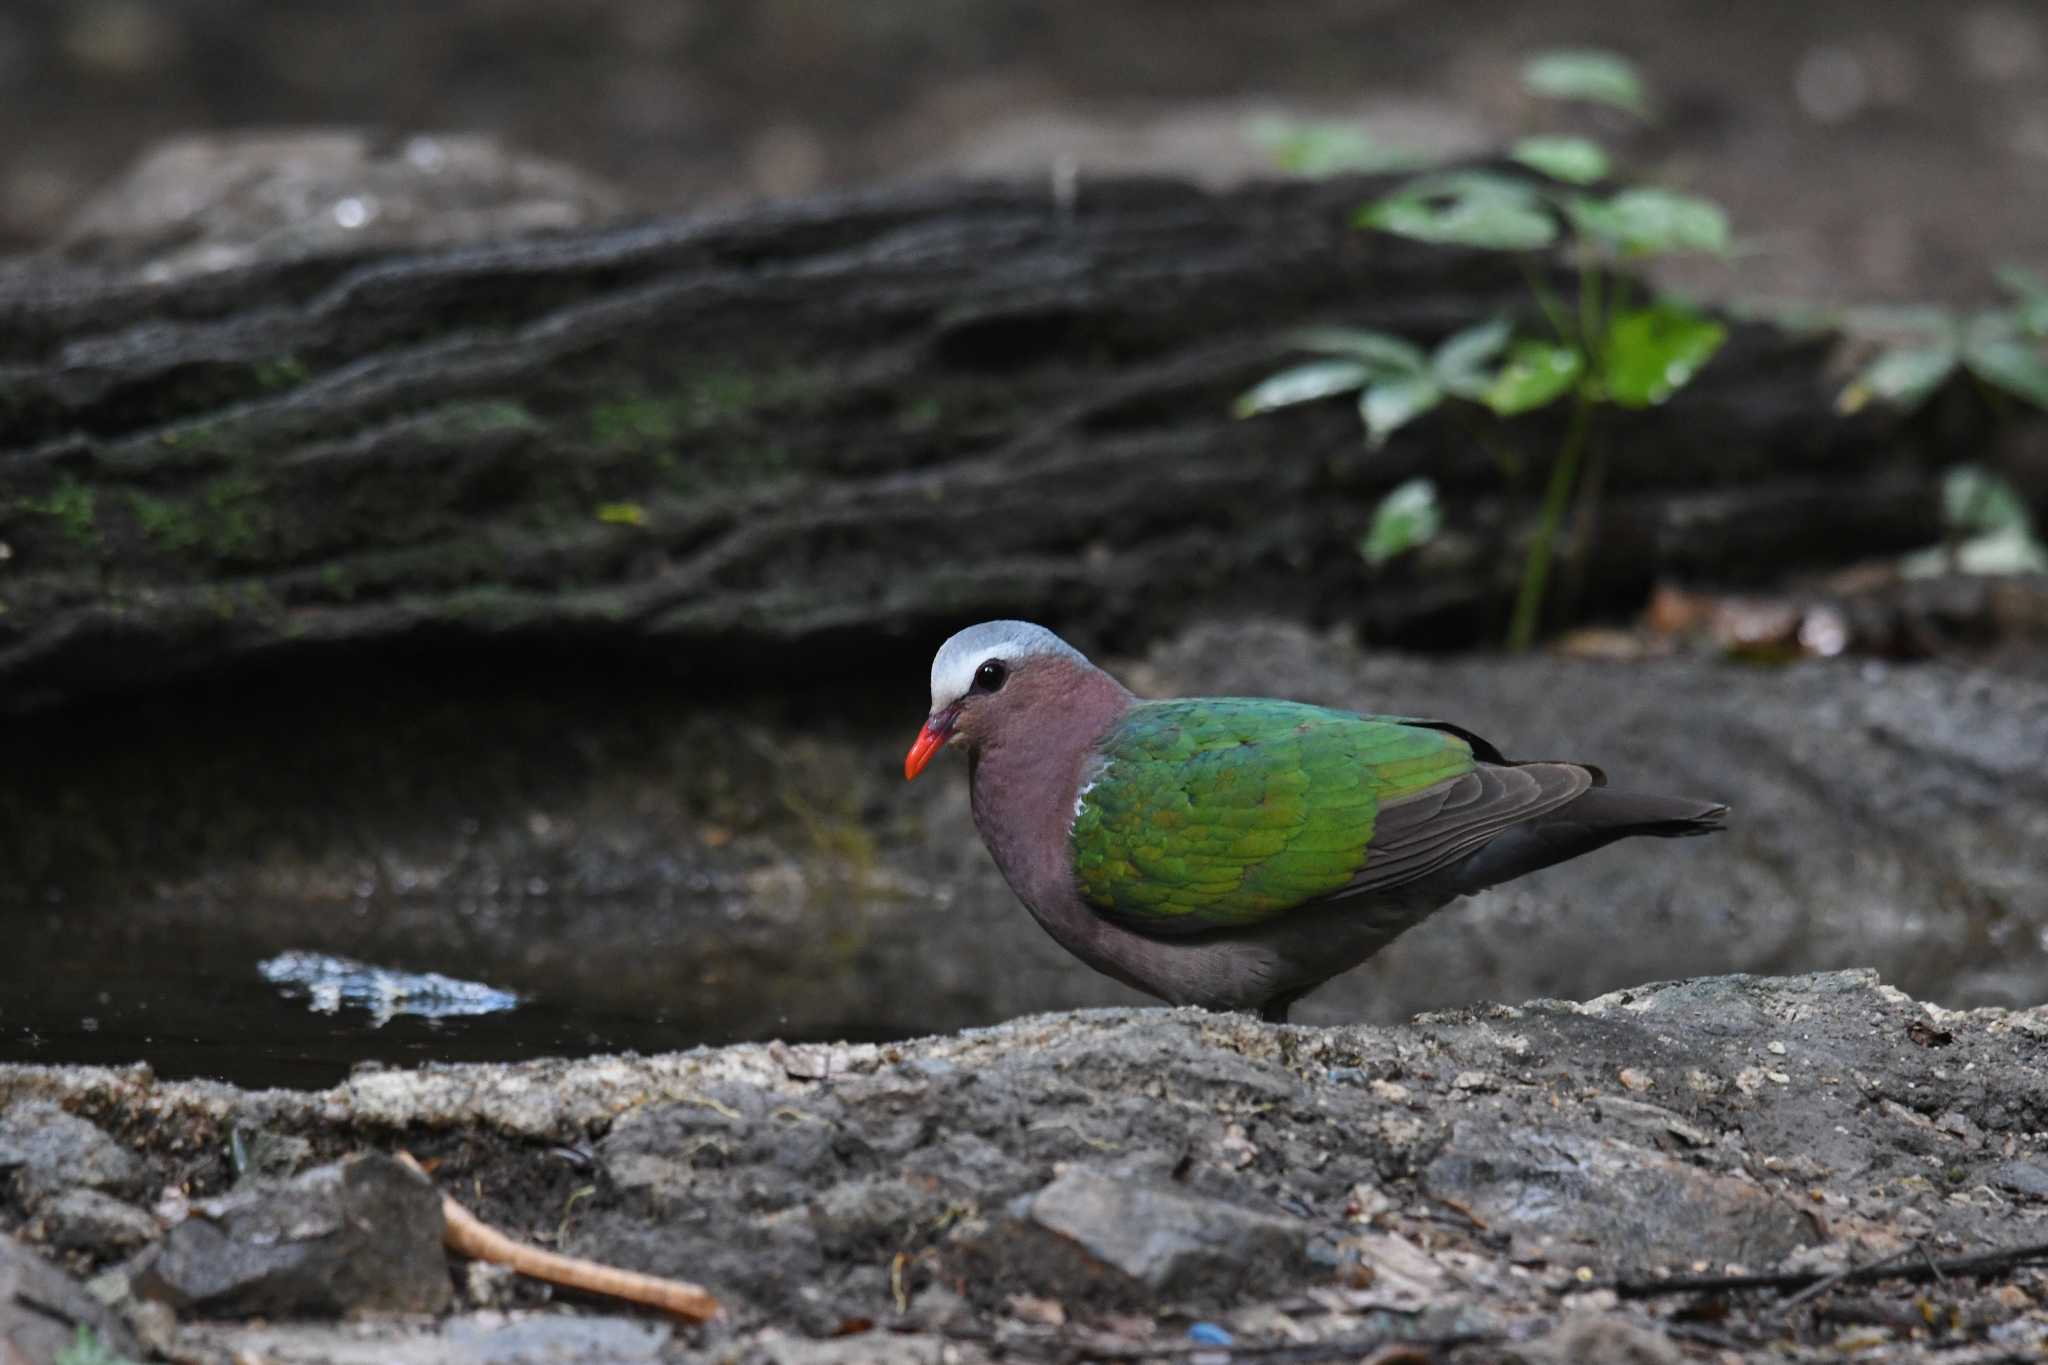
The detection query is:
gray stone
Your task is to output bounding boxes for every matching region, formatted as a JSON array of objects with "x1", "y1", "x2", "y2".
[
  {"x1": 135, "y1": 1152, "x2": 450, "y2": 1318},
  {"x1": 62, "y1": 130, "x2": 630, "y2": 281},
  {"x1": 40, "y1": 1188, "x2": 159, "y2": 1258},
  {"x1": 0, "y1": 1101, "x2": 145, "y2": 1207},
  {"x1": 726, "y1": 1333, "x2": 958, "y2": 1365},
  {"x1": 0, "y1": 1233, "x2": 142, "y2": 1365},
  {"x1": 1990, "y1": 1159, "x2": 2048, "y2": 1200},
  {"x1": 1509, "y1": 1314, "x2": 1686, "y2": 1365},
  {"x1": 1420, "y1": 1126, "x2": 1812, "y2": 1270},
  {"x1": 1010, "y1": 1165, "x2": 1312, "y2": 1300},
  {"x1": 231, "y1": 1126, "x2": 315, "y2": 1183},
  {"x1": 176, "y1": 1313, "x2": 672, "y2": 1365}
]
